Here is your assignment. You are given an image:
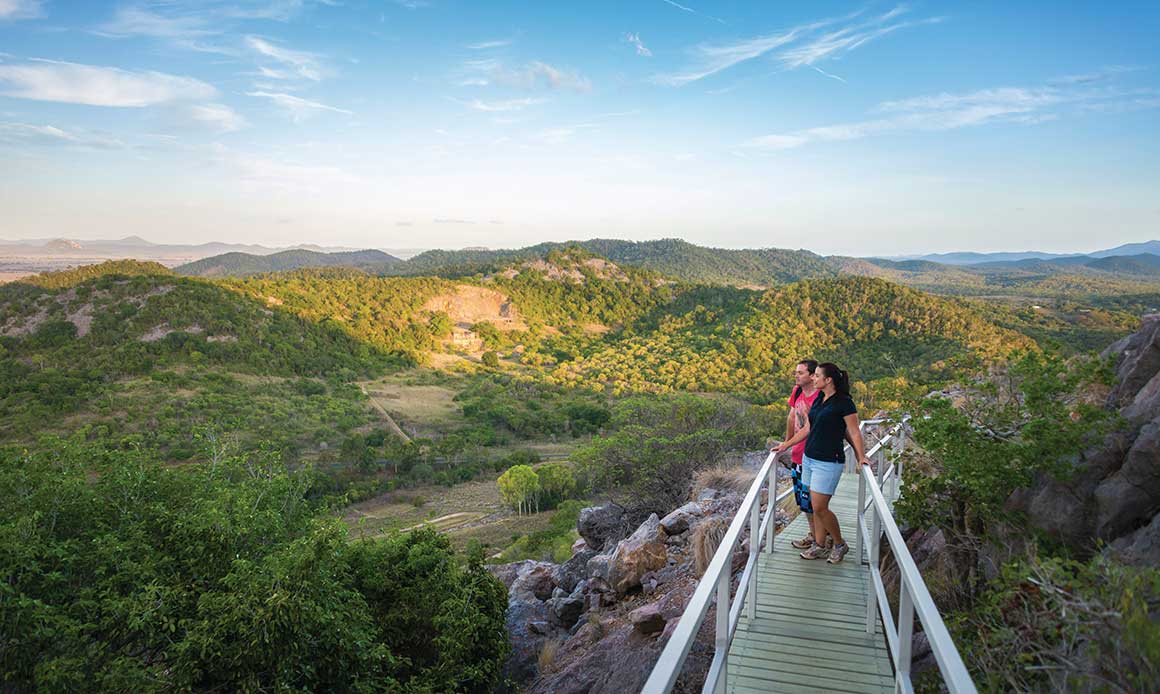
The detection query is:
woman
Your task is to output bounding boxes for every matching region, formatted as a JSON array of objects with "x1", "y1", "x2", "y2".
[{"x1": 775, "y1": 362, "x2": 870, "y2": 564}]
